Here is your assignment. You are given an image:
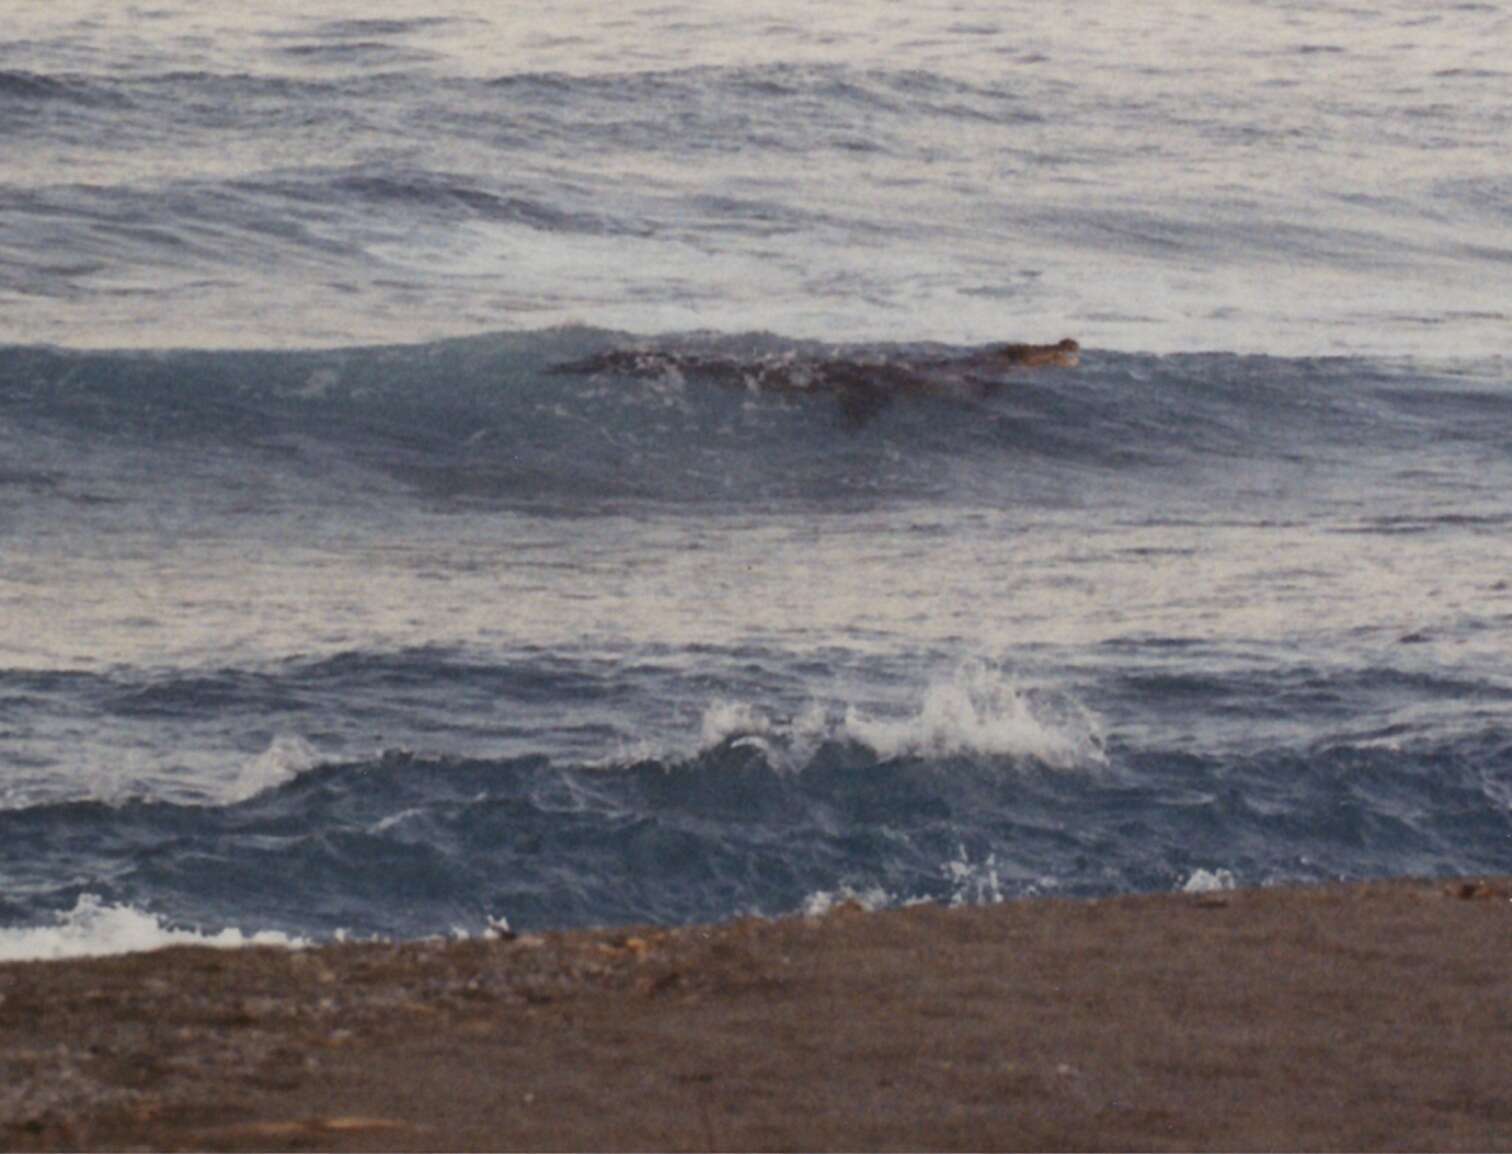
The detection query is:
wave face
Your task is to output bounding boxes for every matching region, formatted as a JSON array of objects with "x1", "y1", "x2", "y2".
[{"x1": 4, "y1": 332, "x2": 1509, "y2": 514}]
